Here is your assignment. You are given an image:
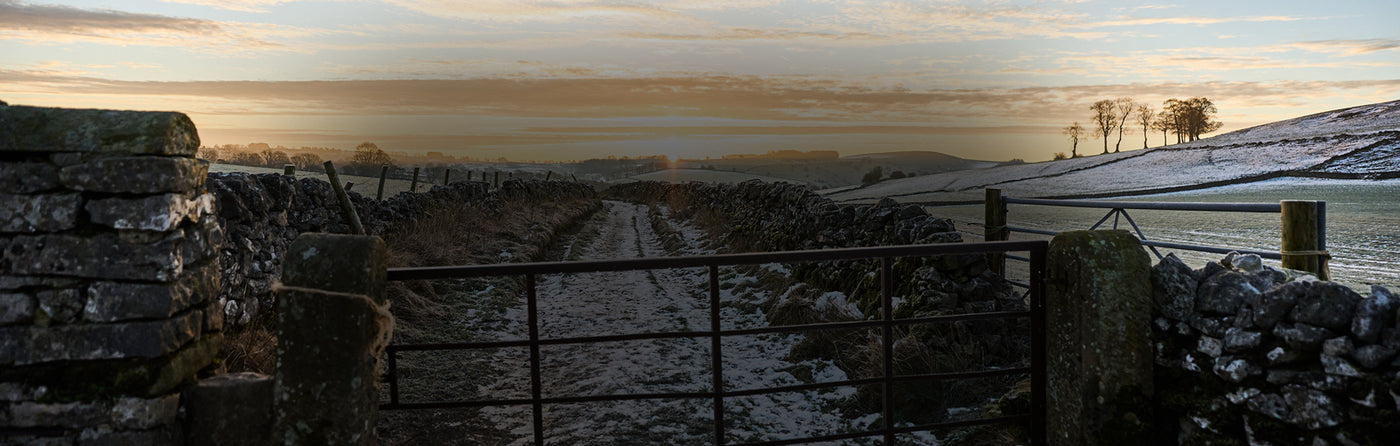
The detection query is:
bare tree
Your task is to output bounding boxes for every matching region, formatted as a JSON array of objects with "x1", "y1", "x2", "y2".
[
  {"x1": 1112, "y1": 97, "x2": 1134, "y2": 153},
  {"x1": 290, "y1": 153, "x2": 322, "y2": 170},
  {"x1": 1162, "y1": 98, "x2": 1223, "y2": 142},
  {"x1": 1062, "y1": 122, "x2": 1084, "y2": 158},
  {"x1": 348, "y1": 141, "x2": 392, "y2": 175},
  {"x1": 1089, "y1": 99, "x2": 1118, "y2": 154},
  {"x1": 197, "y1": 147, "x2": 219, "y2": 161},
  {"x1": 1135, "y1": 103, "x2": 1154, "y2": 149},
  {"x1": 1151, "y1": 110, "x2": 1172, "y2": 146},
  {"x1": 260, "y1": 149, "x2": 291, "y2": 168}
]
